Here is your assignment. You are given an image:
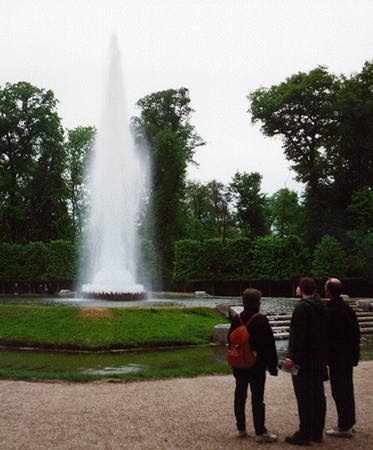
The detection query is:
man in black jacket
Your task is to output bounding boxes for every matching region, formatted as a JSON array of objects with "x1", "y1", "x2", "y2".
[
  {"x1": 228, "y1": 288, "x2": 278, "y2": 443},
  {"x1": 325, "y1": 278, "x2": 360, "y2": 438},
  {"x1": 284, "y1": 277, "x2": 328, "y2": 446}
]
